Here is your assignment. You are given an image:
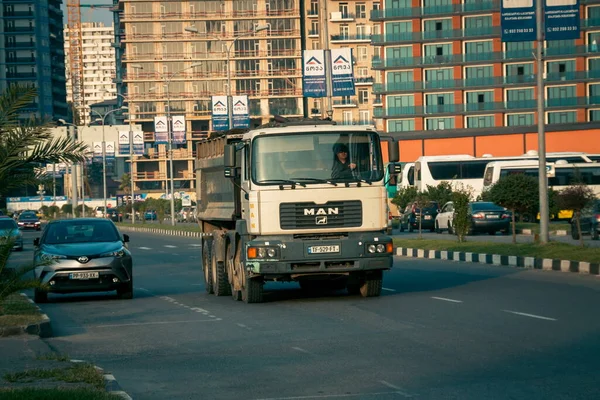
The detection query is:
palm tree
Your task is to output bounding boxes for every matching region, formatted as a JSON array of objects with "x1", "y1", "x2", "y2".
[
  {"x1": 0, "y1": 85, "x2": 88, "y2": 198},
  {"x1": 119, "y1": 173, "x2": 131, "y2": 194}
]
